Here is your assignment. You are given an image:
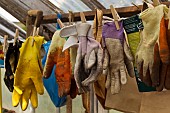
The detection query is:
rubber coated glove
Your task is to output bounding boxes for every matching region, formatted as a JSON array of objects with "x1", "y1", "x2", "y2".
[
  {"x1": 12, "y1": 36, "x2": 44, "y2": 111},
  {"x1": 102, "y1": 20, "x2": 135, "y2": 94},
  {"x1": 43, "y1": 30, "x2": 72, "y2": 97},
  {"x1": 42, "y1": 41, "x2": 66, "y2": 107},
  {"x1": 136, "y1": 5, "x2": 168, "y2": 81}
]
